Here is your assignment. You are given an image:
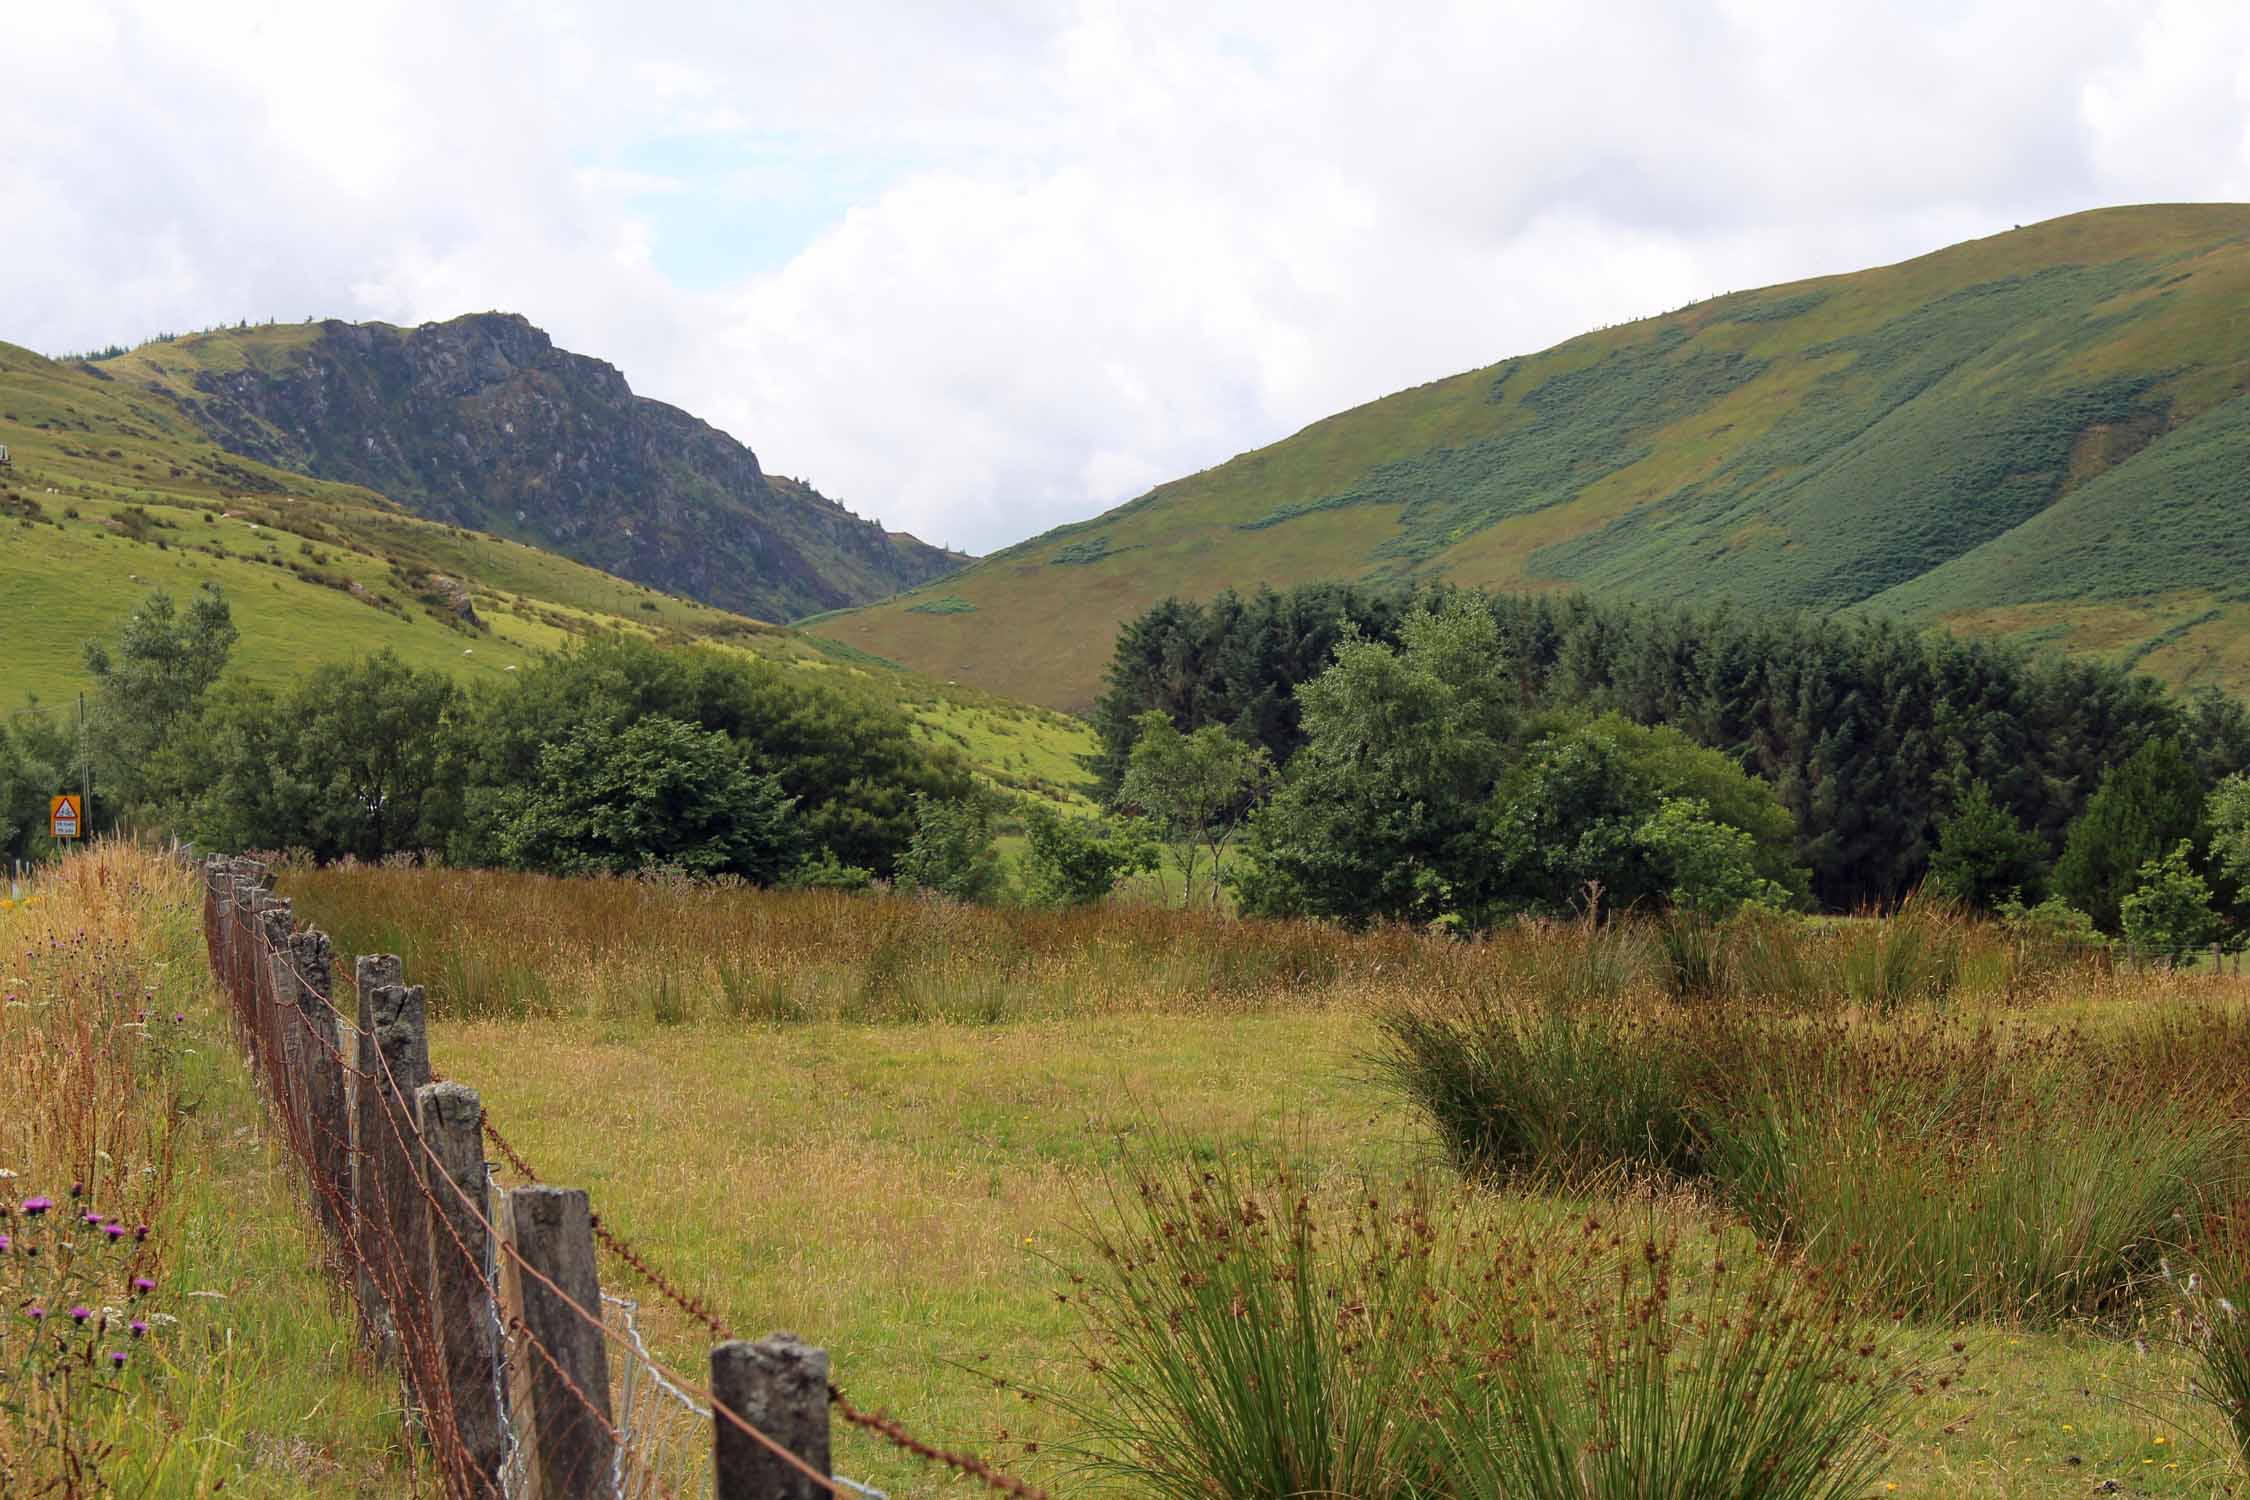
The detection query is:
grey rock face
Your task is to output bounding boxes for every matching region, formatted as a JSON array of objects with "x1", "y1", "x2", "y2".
[{"x1": 173, "y1": 313, "x2": 962, "y2": 621}]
